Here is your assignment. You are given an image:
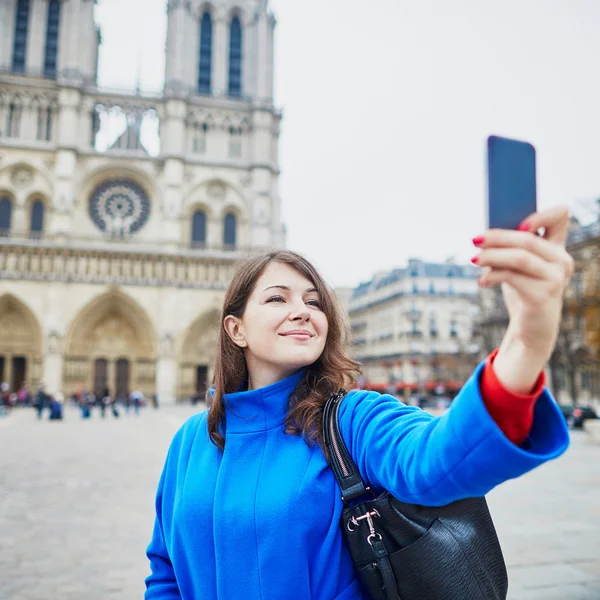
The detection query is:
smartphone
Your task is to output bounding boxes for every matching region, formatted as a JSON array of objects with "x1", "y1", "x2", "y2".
[{"x1": 486, "y1": 135, "x2": 537, "y2": 230}]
